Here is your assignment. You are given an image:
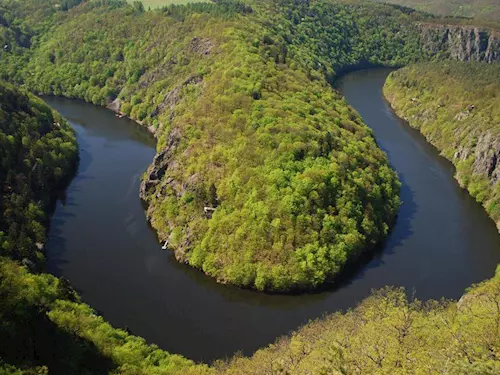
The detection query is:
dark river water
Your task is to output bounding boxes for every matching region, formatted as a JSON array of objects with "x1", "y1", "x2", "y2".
[{"x1": 43, "y1": 68, "x2": 500, "y2": 363}]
